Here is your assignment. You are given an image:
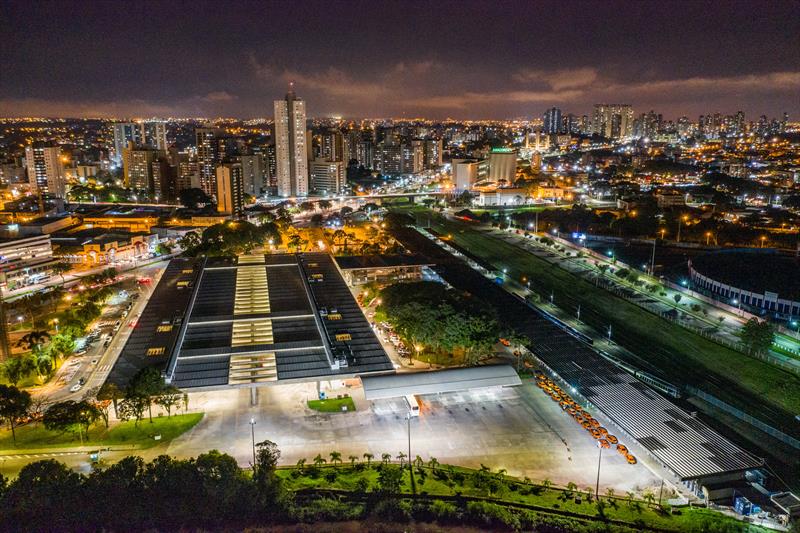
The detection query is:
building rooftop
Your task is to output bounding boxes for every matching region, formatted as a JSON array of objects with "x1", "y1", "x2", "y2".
[
  {"x1": 162, "y1": 252, "x2": 393, "y2": 390},
  {"x1": 334, "y1": 254, "x2": 433, "y2": 270}
]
